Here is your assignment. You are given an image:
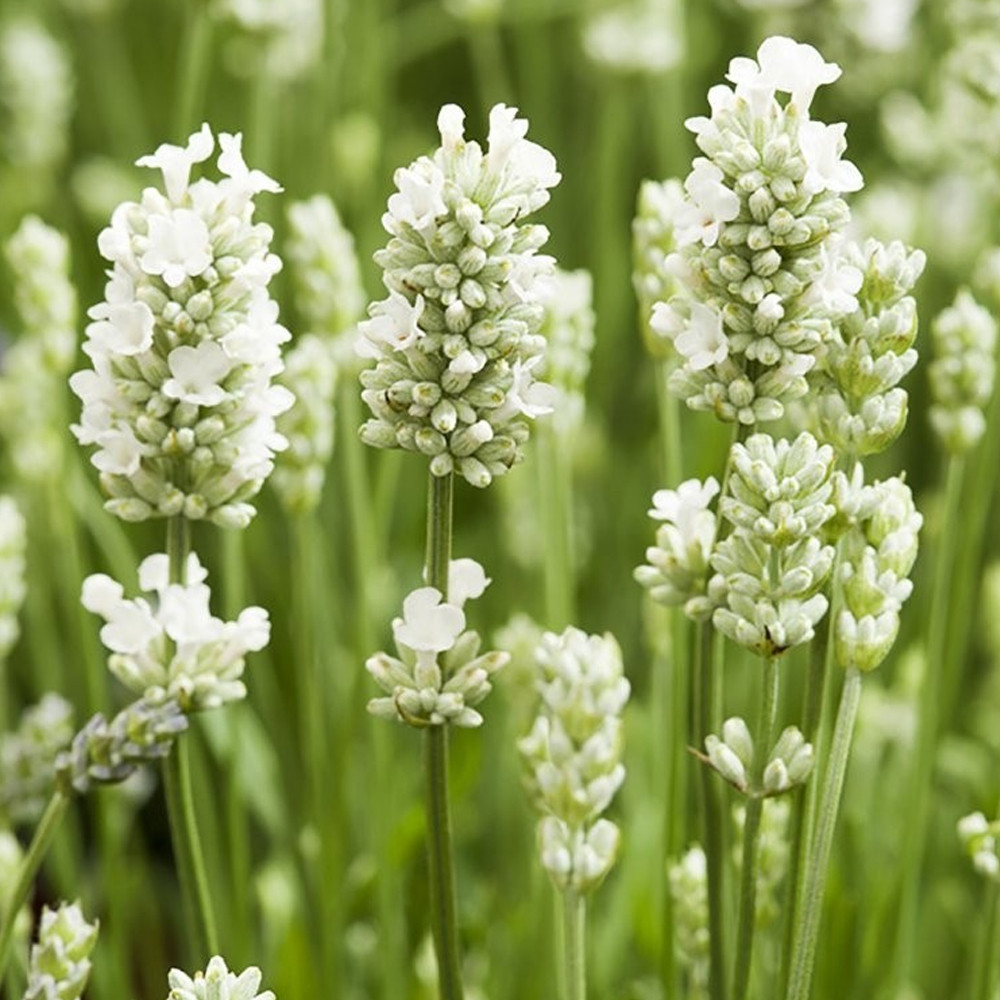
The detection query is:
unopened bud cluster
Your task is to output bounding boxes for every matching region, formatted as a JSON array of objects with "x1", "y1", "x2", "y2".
[
  {"x1": 0, "y1": 694, "x2": 74, "y2": 825},
  {"x1": 367, "y1": 559, "x2": 508, "y2": 727},
  {"x1": 24, "y1": 902, "x2": 98, "y2": 1000},
  {"x1": 958, "y1": 812, "x2": 1000, "y2": 881},
  {"x1": 928, "y1": 289, "x2": 998, "y2": 453},
  {"x1": 704, "y1": 716, "x2": 814, "y2": 795},
  {"x1": 285, "y1": 194, "x2": 365, "y2": 344},
  {"x1": 81, "y1": 551, "x2": 271, "y2": 711},
  {"x1": 535, "y1": 268, "x2": 595, "y2": 436},
  {"x1": 957, "y1": 811, "x2": 1000, "y2": 880},
  {"x1": 711, "y1": 432, "x2": 835, "y2": 656},
  {"x1": 168, "y1": 956, "x2": 275, "y2": 1000},
  {"x1": 835, "y1": 475, "x2": 920, "y2": 672},
  {"x1": 273, "y1": 334, "x2": 338, "y2": 514},
  {"x1": 0, "y1": 219, "x2": 78, "y2": 484},
  {"x1": 358, "y1": 103, "x2": 561, "y2": 488},
  {"x1": 519, "y1": 627, "x2": 629, "y2": 892},
  {"x1": 55, "y1": 697, "x2": 188, "y2": 795},
  {"x1": 0, "y1": 496, "x2": 27, "y2": 662},
  {"x1": 70, "y1": 123, "x2": 294, "y2": 528},
  {"x1": 635, "y1": 477, "x2": 719, "y2": 620},
  {"x1": 812, "y1": 239, "x2": 925, "y2": 456},
  {"x1": 652, "y1": 36, "x2": 864, "y2": 425}
]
